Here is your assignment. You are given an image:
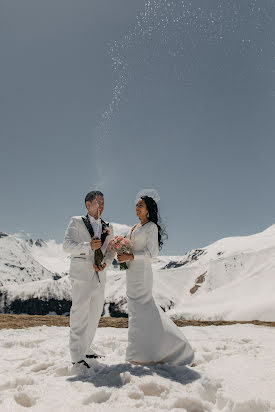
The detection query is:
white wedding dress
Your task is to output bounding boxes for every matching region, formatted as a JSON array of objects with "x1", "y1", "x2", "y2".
[{"x1": 125, "y1": 221, "x2": 194, "y2": 365}]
